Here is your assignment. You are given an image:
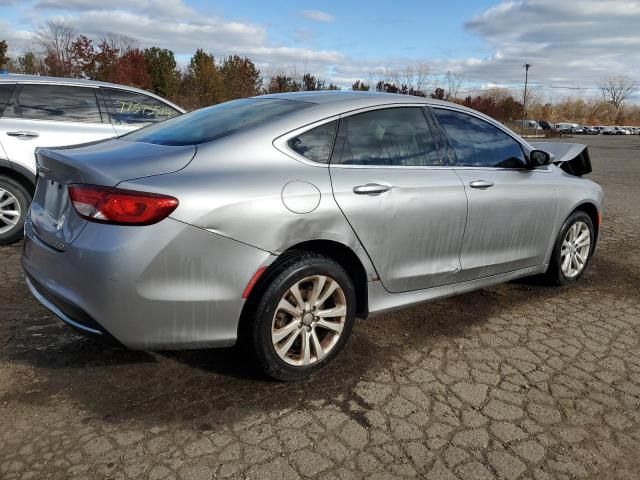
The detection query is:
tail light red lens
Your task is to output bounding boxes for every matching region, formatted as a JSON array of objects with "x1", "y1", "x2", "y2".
[{"x1": 68, "y1": 184, "x2": 178, "y2": 226}]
